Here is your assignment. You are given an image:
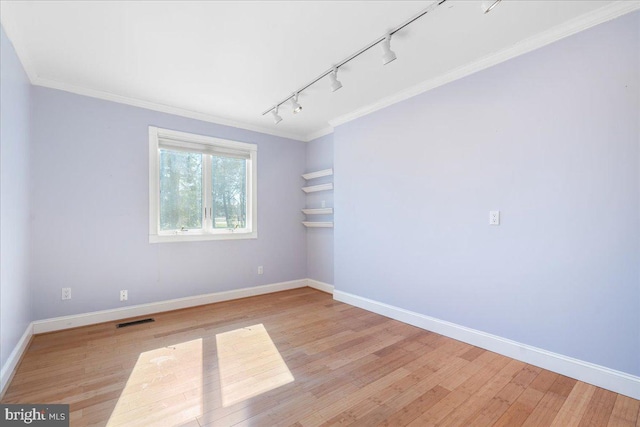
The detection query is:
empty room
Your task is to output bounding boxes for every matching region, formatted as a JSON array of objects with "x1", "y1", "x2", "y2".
[{"x1": 0, "y1": 1, "x2": 639, "y2": 426}]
